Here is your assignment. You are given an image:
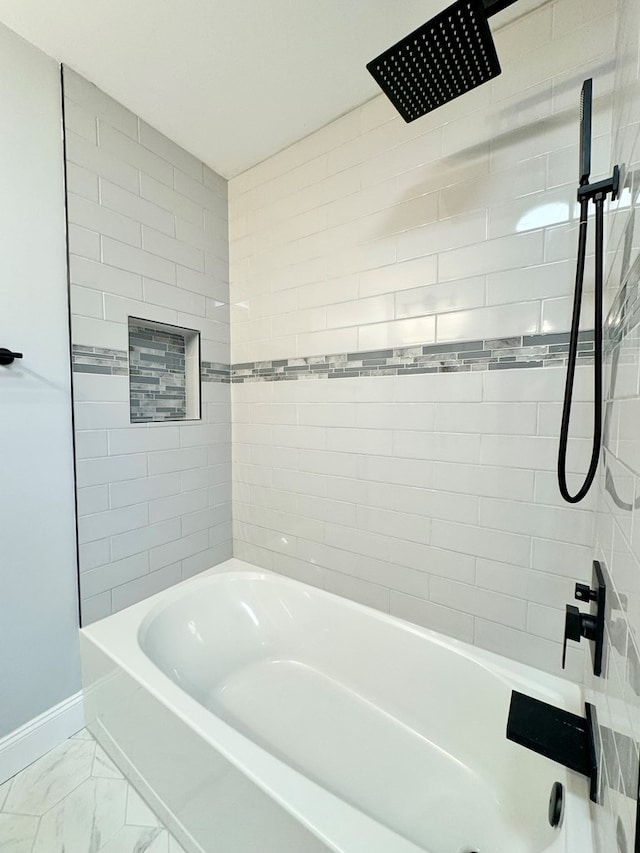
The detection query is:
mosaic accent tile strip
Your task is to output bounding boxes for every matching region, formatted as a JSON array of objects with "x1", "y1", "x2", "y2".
[
  {"x1": 607, "y1": 248, "x2": 640, "y2": 347},
  {"x1": 231, "y1": 330, "x2": 595, "y2": 383},
  {"x1": 72, "y1": 345, "x2": 128, "y2": 375},
  {"x1": 72, "y1": 349, "x2": 232, "y2": 383},
  {"x1": 201, "y1": 361, "x2": 231, "y2": 383},
  {"x1": 72, "y1": 330, "x2": 595, "y2": 386},
  {"x1": 128, "y1": 323, "x2": 187, "y2": 422}
]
